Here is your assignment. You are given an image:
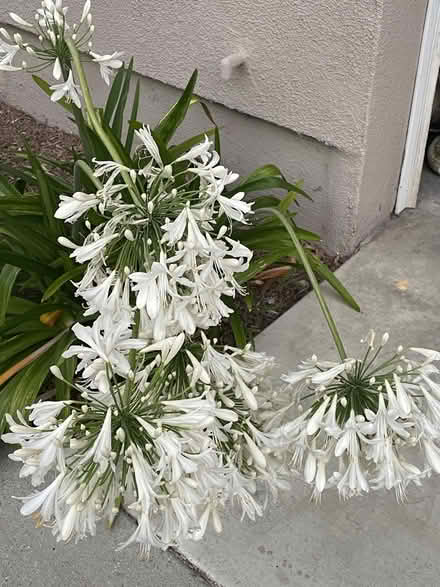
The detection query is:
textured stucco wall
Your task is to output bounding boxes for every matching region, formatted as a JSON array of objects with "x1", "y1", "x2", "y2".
[
  {"x1": 357, "y1": 1, "x2": 428, "y2": 243},
  {"x1": 0, "y1": 1, "x2": 428, "y2": 253}
]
